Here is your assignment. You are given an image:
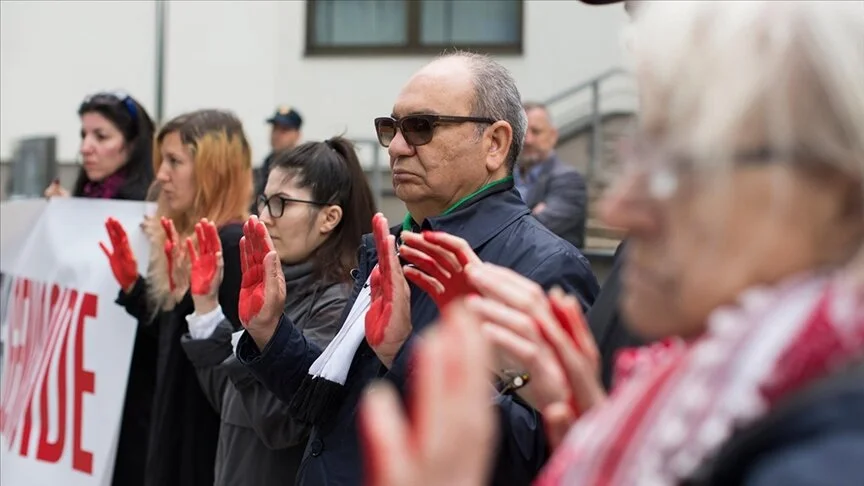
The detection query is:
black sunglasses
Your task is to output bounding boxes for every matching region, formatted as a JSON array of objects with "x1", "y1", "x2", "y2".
[
  {"x1": 374, "y1": 114, "x2": 496, "y2": 147},
  {"x1": 257, "y1": 194, "x2": 327, "y2": 218}
]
